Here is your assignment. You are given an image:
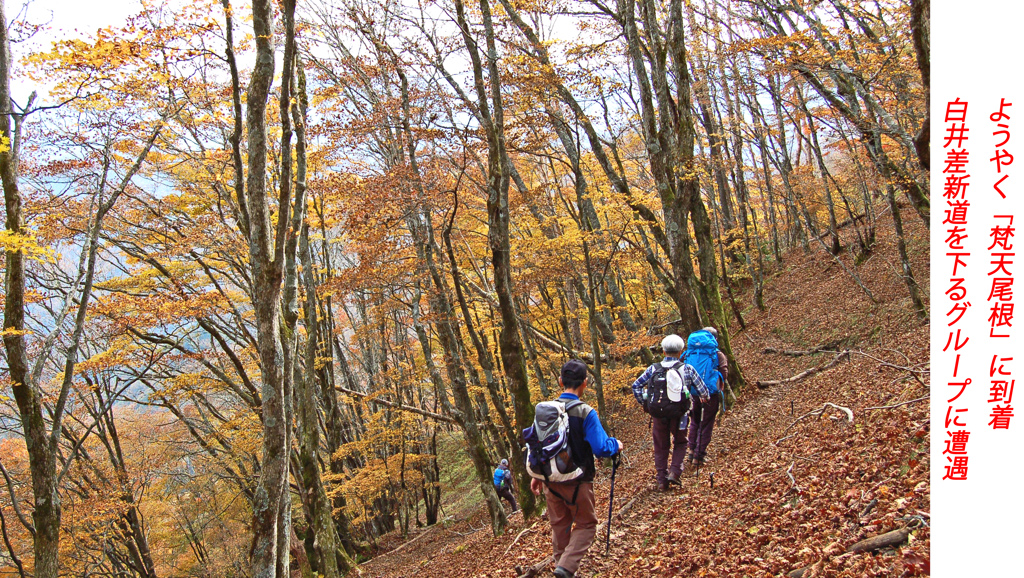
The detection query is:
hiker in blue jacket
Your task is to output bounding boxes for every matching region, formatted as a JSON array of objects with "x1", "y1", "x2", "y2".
[
  {"x1": 493, "y1": 459, "x2": 518, "y2": 513},
  {"x1": 529, "y1": 360, "x2": 622, "y2": 578}
]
